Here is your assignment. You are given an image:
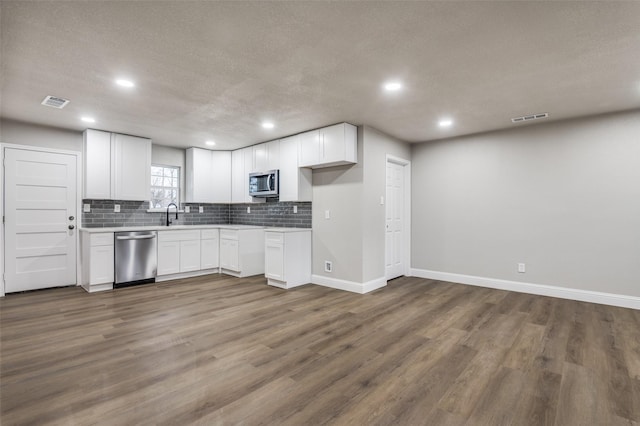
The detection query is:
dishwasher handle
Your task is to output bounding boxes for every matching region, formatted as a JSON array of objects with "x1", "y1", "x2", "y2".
[{"x1": 116, "y1": 234, "x2": 157, "y2": 240}]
